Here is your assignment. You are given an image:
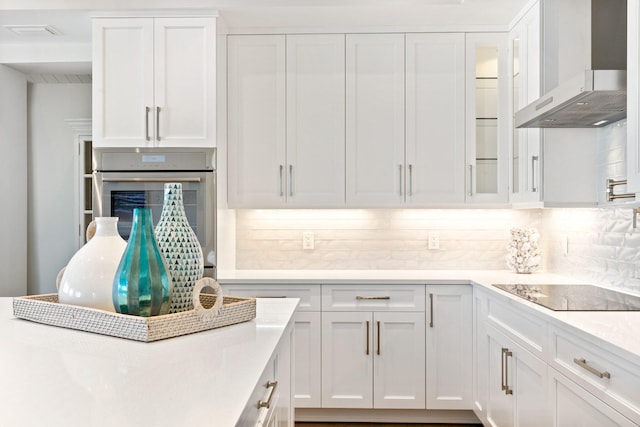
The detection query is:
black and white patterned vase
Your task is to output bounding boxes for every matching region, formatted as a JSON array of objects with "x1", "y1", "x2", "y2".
[{"x1": 155, "y1": 183, "x2": 204, "y2": 313}]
